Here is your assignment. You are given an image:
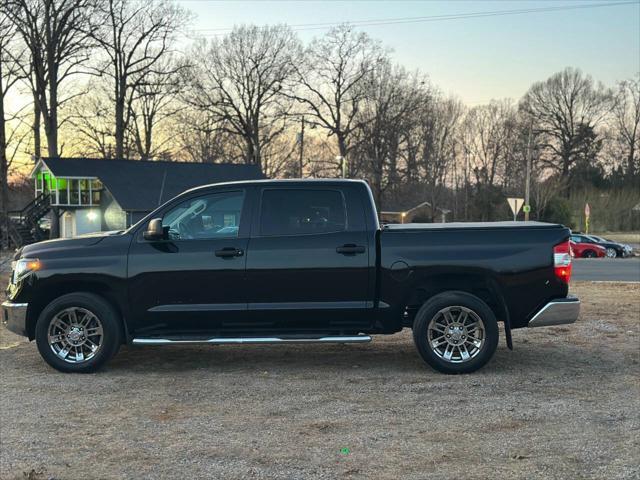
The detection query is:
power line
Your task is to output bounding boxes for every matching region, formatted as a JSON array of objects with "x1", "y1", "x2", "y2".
[{"x1": 185, "y1": 1, "x2": 638, "y2": 36}]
